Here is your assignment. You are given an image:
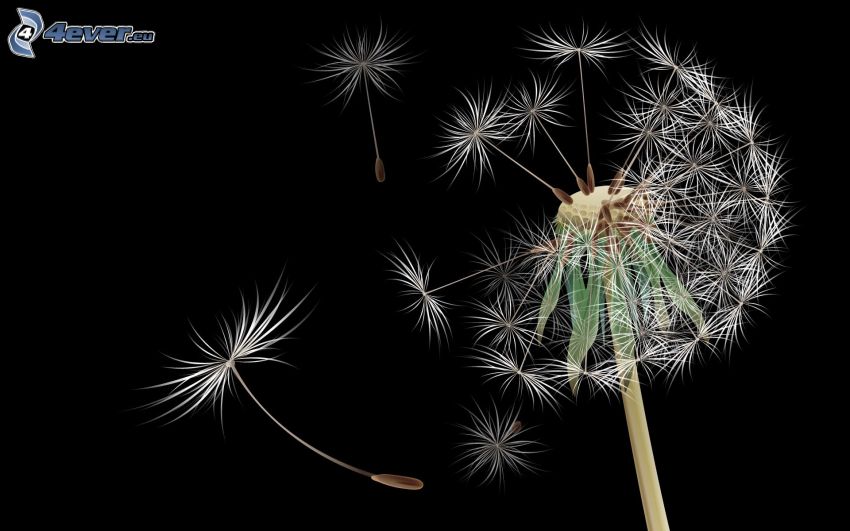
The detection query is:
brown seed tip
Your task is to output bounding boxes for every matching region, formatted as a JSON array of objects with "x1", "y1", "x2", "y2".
[
  {"x1": 553, "y1": 187, "x2": 573, "y2": 204},
  {"x1": 509, "y1": 420, "x2": 523, "y2": 434},
  {"x1": 576, "y1": 176, "x2": 591, "y2": 196},
  {"x1": 617, "y1": 191, "x2": 635, "y2": 209},
  {"x1": 609, "y1": 169, "x2": 624, "y2": 195},
  {"x1": 375, "y1": 157, "x2": 386, "y2": 183},
  {"x1": 601, "y1": 204, "x2": 613, "y2": 224},
  {"x1": 371, "y1": 474, "x2": 424, "y2": 491},
  {"x1": 592, "y1": 220, "x2": 609, "y2": 239},
  {"x1": 586, "y1": 163, "x2": 595, "y2": 192}
]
